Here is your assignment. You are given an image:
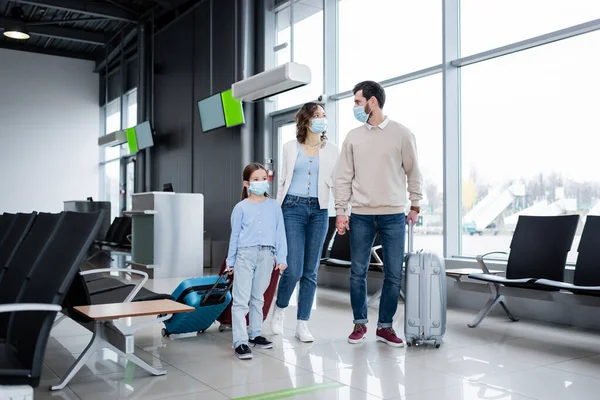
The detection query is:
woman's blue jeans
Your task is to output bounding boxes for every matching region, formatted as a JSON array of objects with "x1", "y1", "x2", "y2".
[{"x1": 275, "y1": 195, "x2": 328, "y2": 321}]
